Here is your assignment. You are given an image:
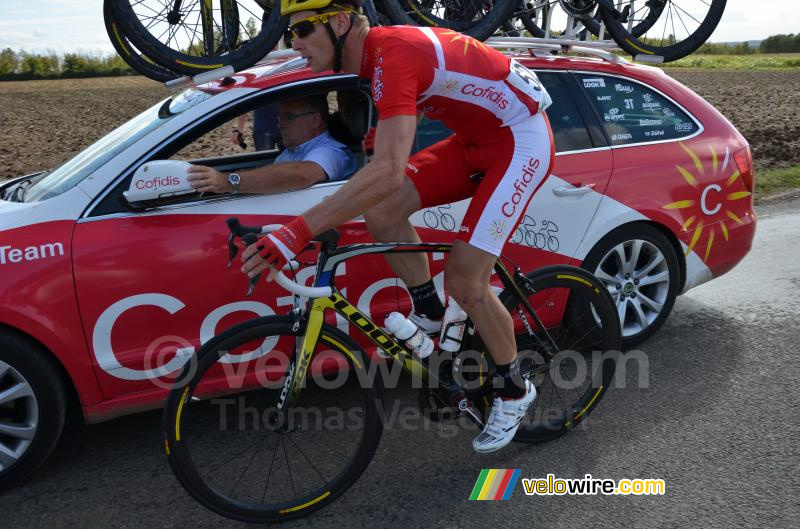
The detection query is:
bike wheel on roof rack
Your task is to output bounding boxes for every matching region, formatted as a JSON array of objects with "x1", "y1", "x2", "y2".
[
  {"x1": 598, "y1": 0, "x2": 726, "y2": 62},
  {"x1": 111, "y1": 0, "x2": 286, "y2": 76},
  {"x1": 104, "y1": 0, "x2": 178, "y2": 83}
]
